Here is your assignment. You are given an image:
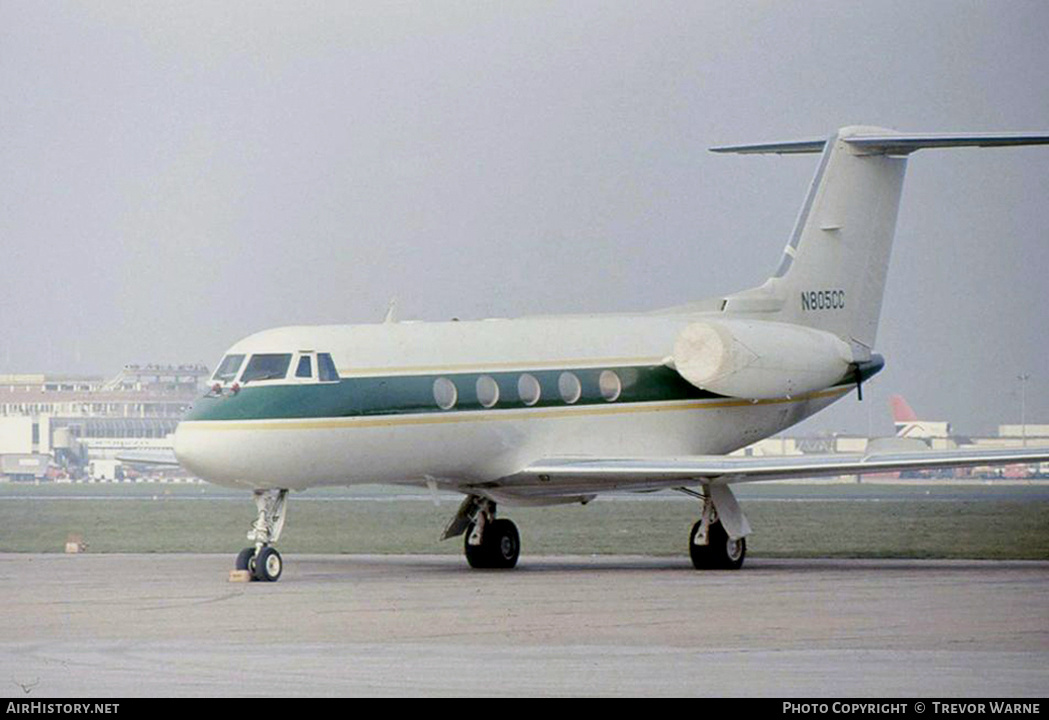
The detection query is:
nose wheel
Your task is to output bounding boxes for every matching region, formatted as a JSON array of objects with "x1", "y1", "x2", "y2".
[
  {"x1": 254, "y1": 546, "x2": 283, "y2": 581},
  {"x1": 236, "y1": 545, "x2": 284, "y2": 581}
]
